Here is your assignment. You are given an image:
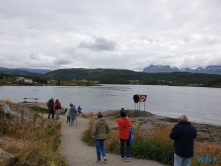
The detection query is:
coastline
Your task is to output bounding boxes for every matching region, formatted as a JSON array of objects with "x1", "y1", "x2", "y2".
[{"x1": 20, "y1": 102, "x2": 221, "y2": 145}]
